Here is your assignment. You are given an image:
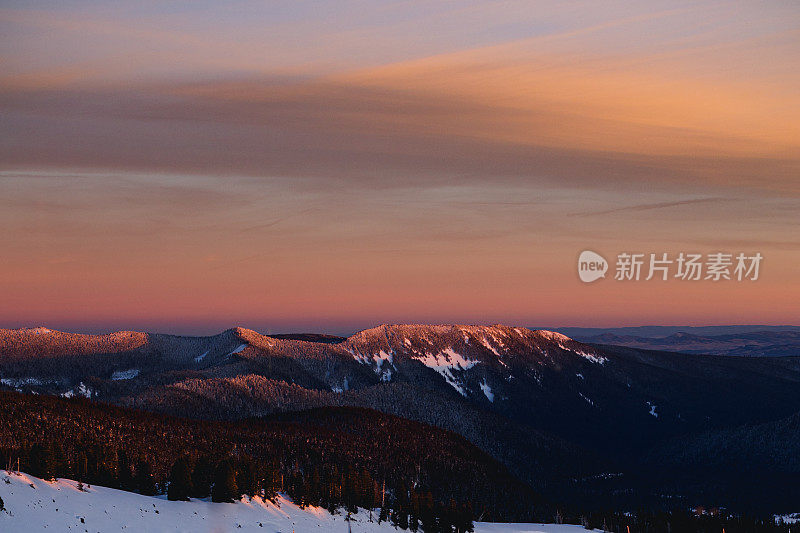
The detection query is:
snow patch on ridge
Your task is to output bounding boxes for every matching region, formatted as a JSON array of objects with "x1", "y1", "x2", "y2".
[
  {"x1": 532, "y1": 330, "x2": 607, "y2": 364},
  {"x1": 412, "y1": 347, "x2": 478, "y2": 397},
  {"x1": 1, "y1": 377, "x2": 43, "y2": 387},
  {"x1": 481, "y1": 337, "x2": 501, "y2": 356},
  {"x1": 62, "y1": 382, "x2": 92, "y2": 399},
  {"x1": 349, "y1": 347, "x2": 396, "y2": 381},
  {"x1": 111, "y1": 369, "x2": 139, "y2": 380},
  {"x1": 536, "y1": 330, "x2": 572, "y2": 343},
  {"x1": 228, "y1": 344, "x2": 247, "y2": 355},
  {"x1": 569, "y1": 348, "x2": 607, "y2": 365},
  {"x1": 775, "y1": 513, "x2": 800, "y2": 525},
  {"x1": 413, "y1": 348, "x2": 477, "y2": 372},
  {"x1": 479, "y1": 379, "x2": 494, "y2": 402},
  {"x1": 375, "y1": 350, "x2": 393, "y2": 365},
  {"x1": 346, "y1": 347, "x2": 369, "y2": 364}
]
